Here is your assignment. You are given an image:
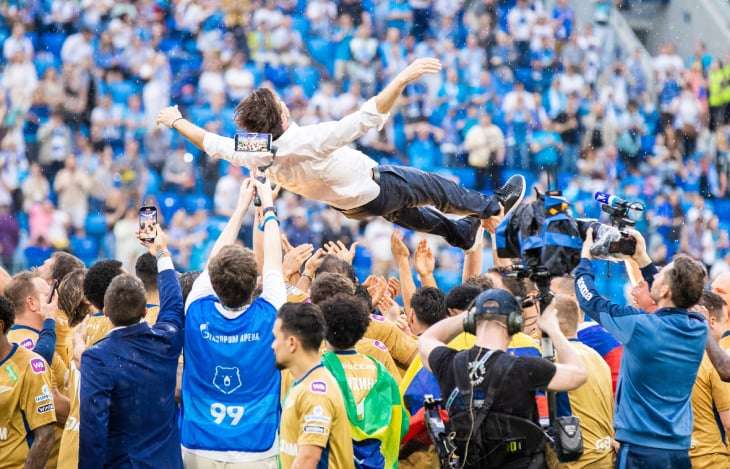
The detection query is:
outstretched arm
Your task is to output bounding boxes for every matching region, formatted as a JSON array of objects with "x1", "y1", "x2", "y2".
[
  {"x1": 156, "y1": 106, "x2": 206, "y2": 150},
  {"x1": 374, "y1": 58, "x2": 442, "y2": 114}
]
